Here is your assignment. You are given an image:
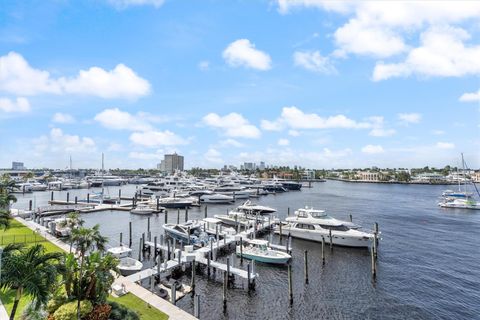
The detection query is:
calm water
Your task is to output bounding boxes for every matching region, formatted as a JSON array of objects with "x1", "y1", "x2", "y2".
[{"x1": 11, "y1": 181, "x2": 480, "y2": 320}]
